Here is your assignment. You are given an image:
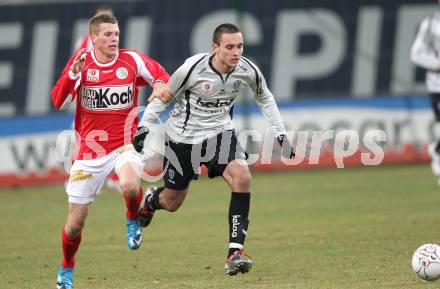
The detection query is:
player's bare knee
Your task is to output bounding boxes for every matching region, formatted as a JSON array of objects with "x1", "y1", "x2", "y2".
[
  {"x1": 235, "y1": 170, "x2": 252, "y2": 188},
  {"x1": 120, "y1": 181, "x2": 138, "y2": 197},
  {"x1": 66, "y1": 223, "x2": 83, "y2": 236}
]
